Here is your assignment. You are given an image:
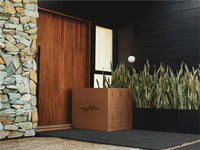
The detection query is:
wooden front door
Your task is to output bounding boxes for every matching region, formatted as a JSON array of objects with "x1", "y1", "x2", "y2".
[{"x1": 37, "y1": 8, "x2": 91, "y2": 126}]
